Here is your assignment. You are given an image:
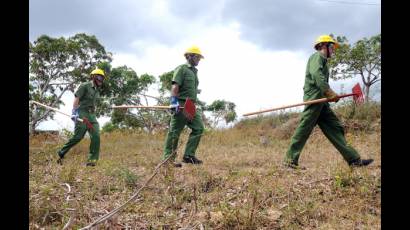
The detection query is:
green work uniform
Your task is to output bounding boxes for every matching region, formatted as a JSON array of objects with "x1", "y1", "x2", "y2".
[
  {"x1": 163, "y1": 63, "x2": 204, "y2": 160},
  {"x1": 285, "y1": 52, "x2": 361, "y2": 165},
  {"x1": 58, "y1": 81, "x2": 101, "y2": 163}
]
